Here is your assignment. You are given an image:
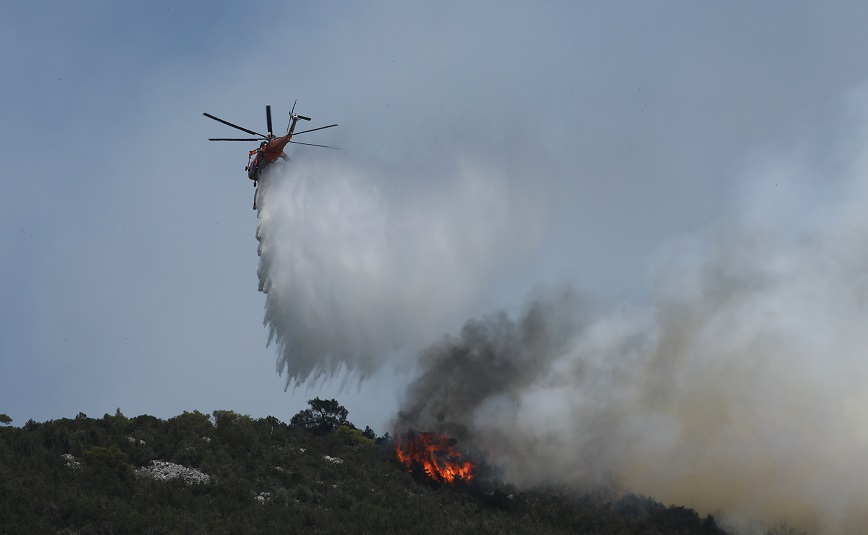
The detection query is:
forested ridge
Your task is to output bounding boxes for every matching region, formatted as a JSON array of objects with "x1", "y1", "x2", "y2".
[{"x1": 0, "y1": 402, "x2": 761, "y2": 534}]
